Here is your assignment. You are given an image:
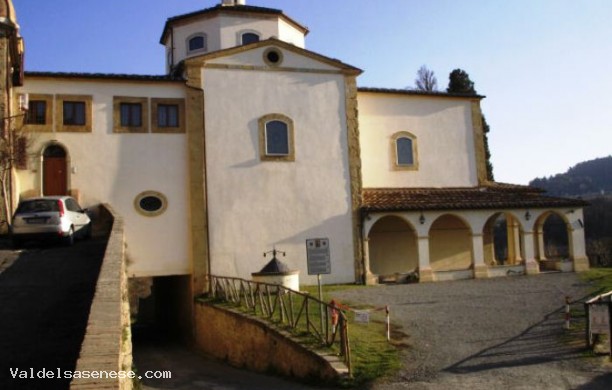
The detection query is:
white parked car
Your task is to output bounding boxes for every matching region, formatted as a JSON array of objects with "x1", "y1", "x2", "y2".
[{"x1": 11, "y1": 196, "x2": 92, "y2": 247}]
